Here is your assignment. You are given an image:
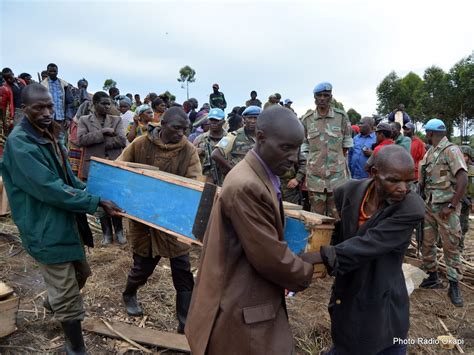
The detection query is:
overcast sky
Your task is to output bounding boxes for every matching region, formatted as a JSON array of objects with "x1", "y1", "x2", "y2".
[{"x1": 1, "y1": 0, "x2": 473, "y2": 117}]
